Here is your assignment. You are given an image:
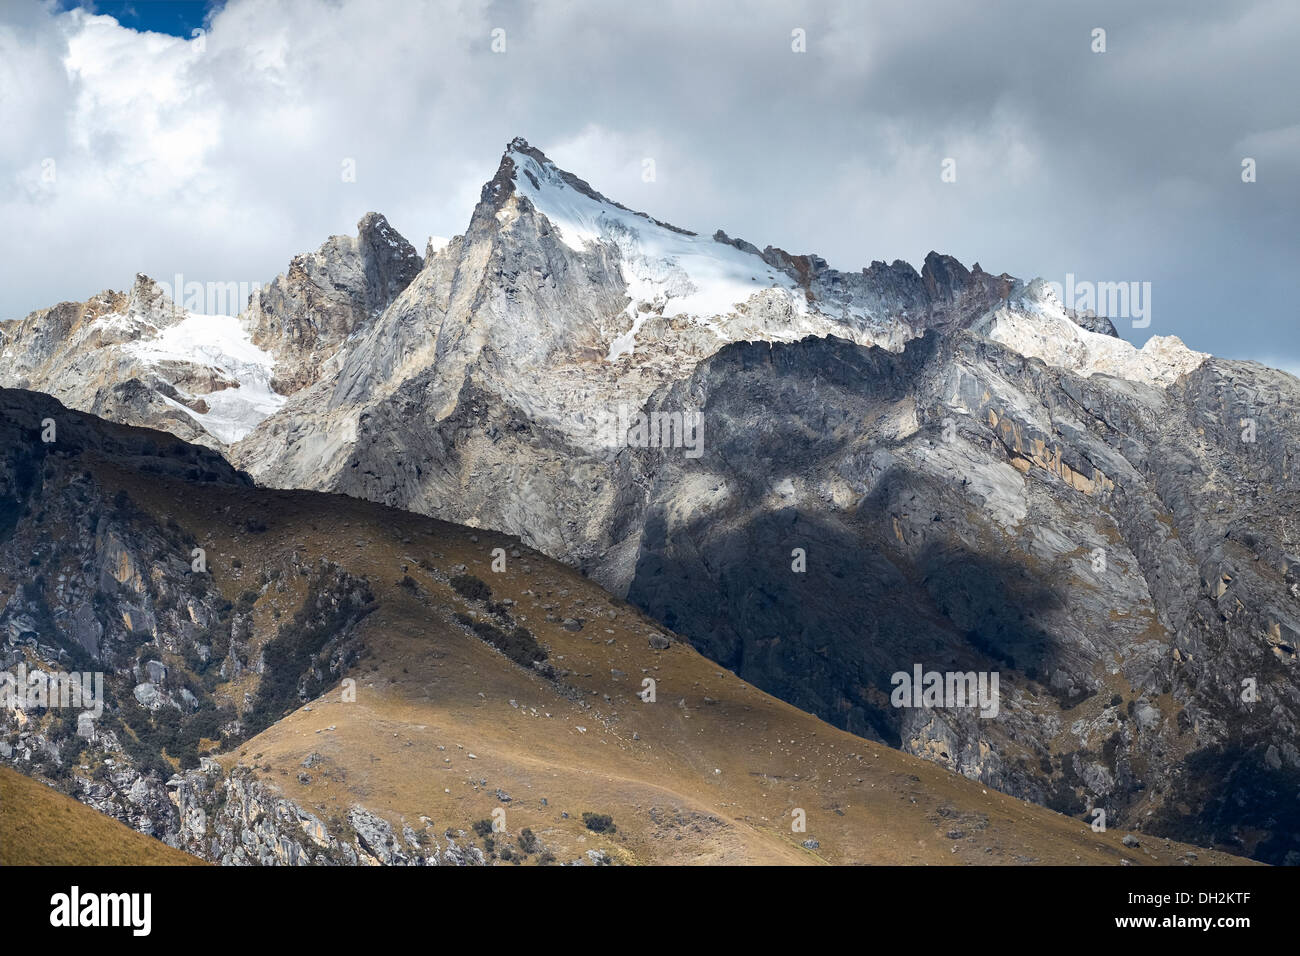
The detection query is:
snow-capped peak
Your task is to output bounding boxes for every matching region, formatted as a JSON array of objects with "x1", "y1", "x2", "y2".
[{"x1": 501, "y1": 140, "x2": 804, "y2": 353}]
